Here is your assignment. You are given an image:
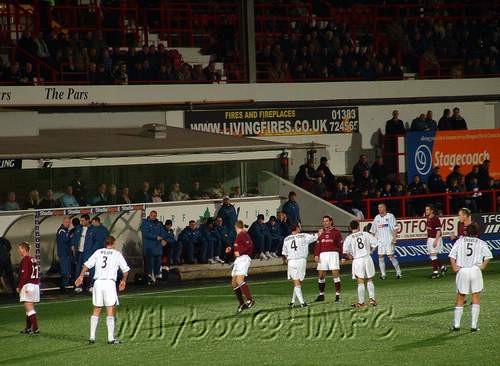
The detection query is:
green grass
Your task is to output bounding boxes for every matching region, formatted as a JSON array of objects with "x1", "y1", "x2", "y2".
[{"x1": 1, "y1": 262, "x2": 500, "y2": 366}]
